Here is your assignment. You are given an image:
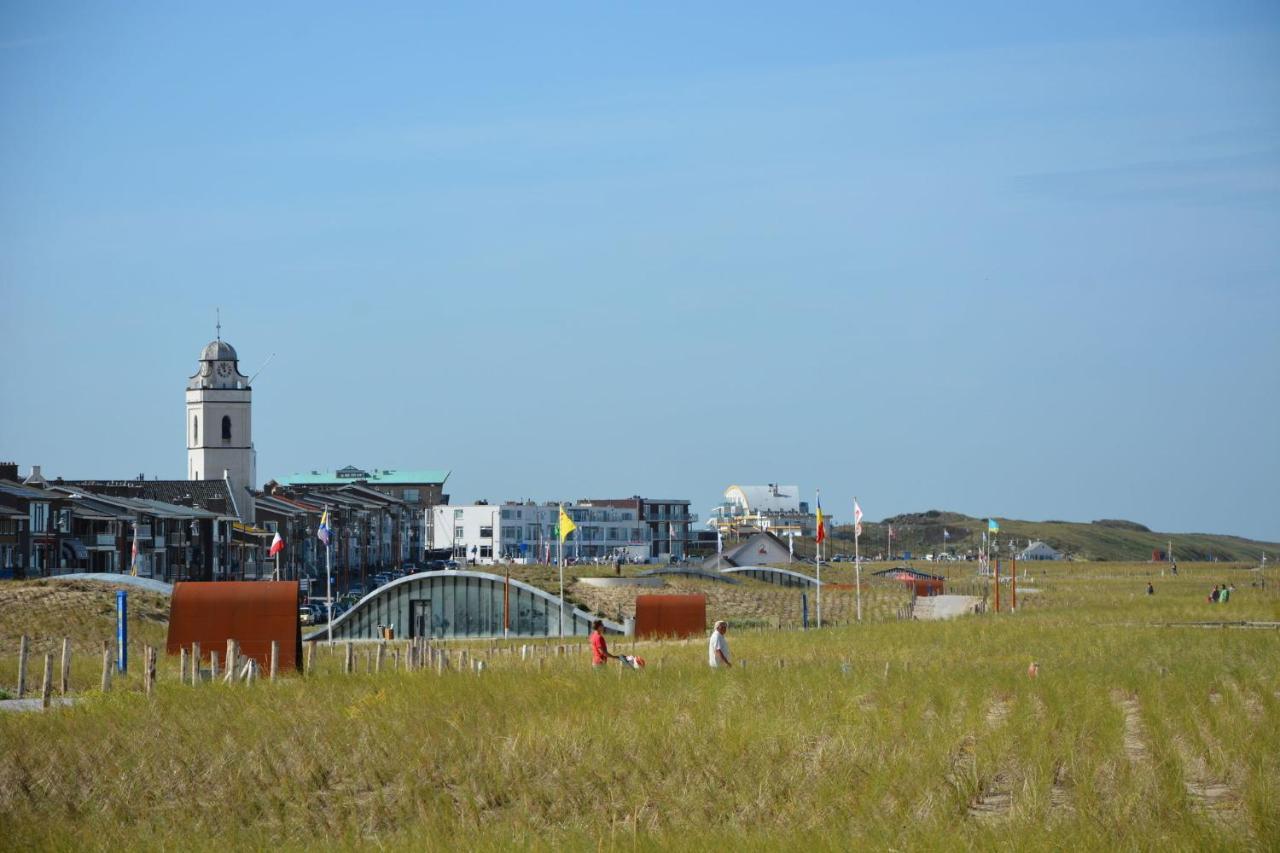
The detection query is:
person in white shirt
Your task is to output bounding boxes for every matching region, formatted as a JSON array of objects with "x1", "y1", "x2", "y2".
[{"x1": 708, "y1": 620, "x2": 731, "y2": 668}]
